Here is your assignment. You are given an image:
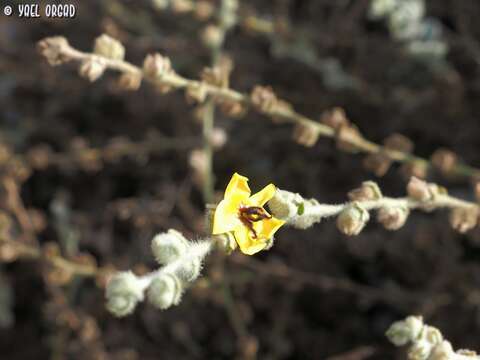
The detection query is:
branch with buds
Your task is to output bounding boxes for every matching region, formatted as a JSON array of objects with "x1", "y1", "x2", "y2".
[
  {"x1": 37, "y1": 35, "x2": 480, "y2": 182},
  {"x1": 268, "y1": 177, "x2": 479, "y2": 235},
  {"x1": 105, "y1": 230, "x2": 212, "y2": 317},
  {"x1": 386, "y1": 316, "x2": 479, "y2": 359}
]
